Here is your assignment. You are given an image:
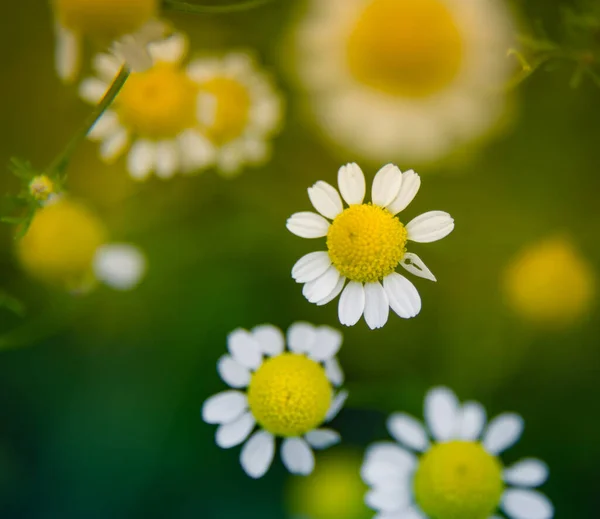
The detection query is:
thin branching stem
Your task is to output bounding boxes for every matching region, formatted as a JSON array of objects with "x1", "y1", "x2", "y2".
[{"x1": 162, "y1": 0, "x2": 273, "y2": 14}]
